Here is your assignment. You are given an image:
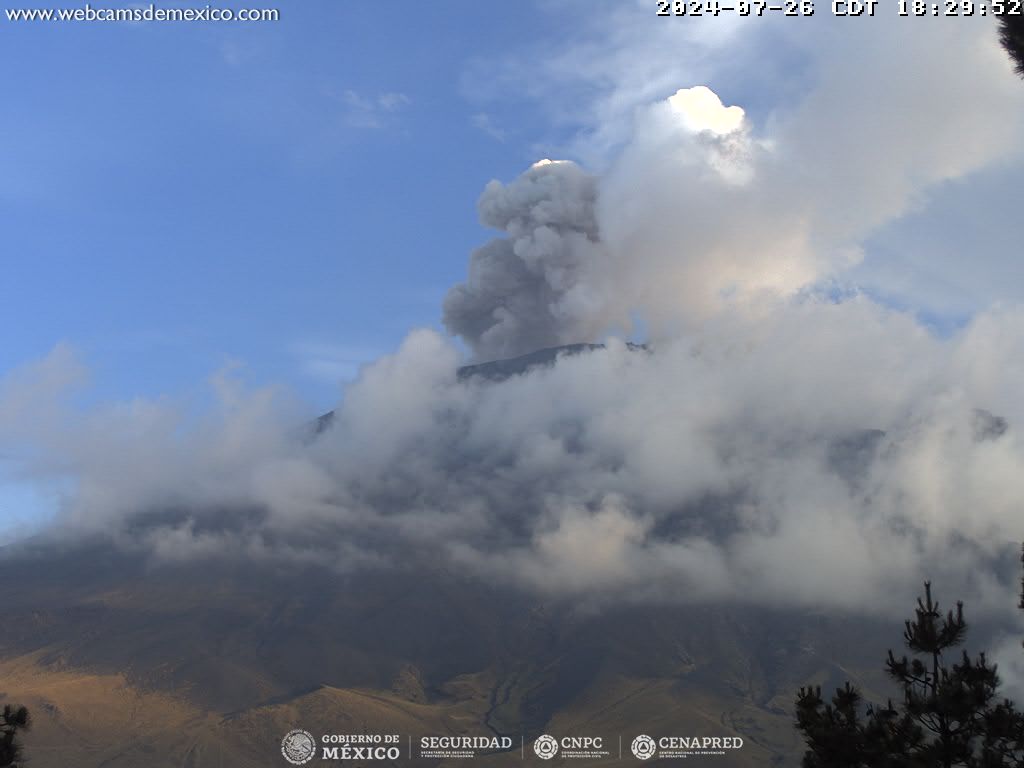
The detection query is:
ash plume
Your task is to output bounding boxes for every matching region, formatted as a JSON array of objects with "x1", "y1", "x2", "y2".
[{"x1": 441, "y1": 160, "x2": 611, "y2": 361}]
